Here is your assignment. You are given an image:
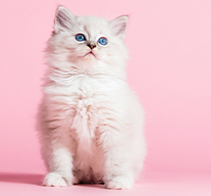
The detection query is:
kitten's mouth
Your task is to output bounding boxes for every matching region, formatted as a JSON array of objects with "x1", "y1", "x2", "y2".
[{"x1": 86, "y1": 51, "x2": 96, "y2": 57}]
